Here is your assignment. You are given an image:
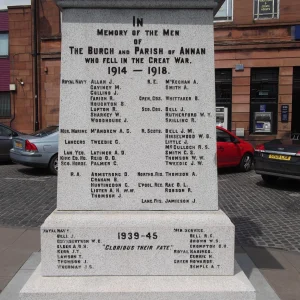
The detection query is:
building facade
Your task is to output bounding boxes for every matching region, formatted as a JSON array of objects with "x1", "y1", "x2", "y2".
[
  {"x1": 0, "y1": 11, "x2": 10, "y2": 123},
  {"x1": 7, "y1": 6, "x2": 33, "y2": 133},
  {"x1": 1, "y1": 0, "x2": 300, "y2": 144},
  {"x1": 214, "y1": 0, "x2": 300, "y2": 144},
  {"x1": 0, "y1": 1, "x2": 61, "y2": 133}
]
